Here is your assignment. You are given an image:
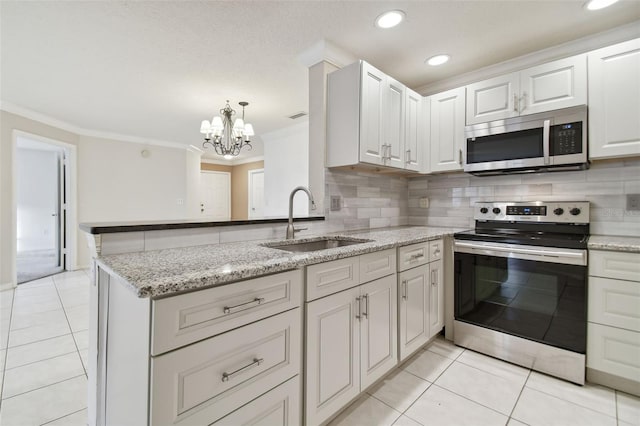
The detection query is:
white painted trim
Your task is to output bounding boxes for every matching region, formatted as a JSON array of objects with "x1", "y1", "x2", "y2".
[
  {"x1": 248, "y1": 168, "x2": 265, "y2": 219},
  {"x1": 201, "y1": 155, "x2": 264, "y2": 166},
  {"x1": 1, "y1": 101, "x2": 189, "y2": 151},
  {"x1": 12, "y1": 130, "x2": 79, "y2": 284},
  {"x1": 416, "y1": 20, "x2": 640, "y2": 95},
  {"x1": 297, "y1": 38, "x2": 357, "y2": 69},
  {"x1": 0, "y1": 283, "x2": 16, "y2": 292},
  {"x1": 200, "y1": 170, "x2": 231, "y2": 220}
]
